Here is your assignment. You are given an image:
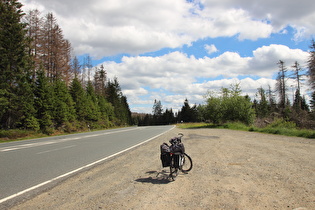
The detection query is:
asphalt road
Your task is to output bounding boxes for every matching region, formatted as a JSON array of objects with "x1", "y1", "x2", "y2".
[{"x1": 0, "y1": 125, "x2": 174, "y2": 204}]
